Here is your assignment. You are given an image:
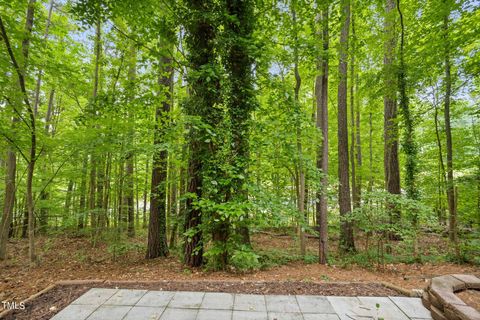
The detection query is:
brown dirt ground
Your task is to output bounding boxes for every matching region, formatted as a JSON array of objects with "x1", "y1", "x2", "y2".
[
  {"x1": 0, "y1": 232, "x2": 479, "y2": 313},
  {"x1": 457, "y1": 289, "x2": 480, "y2": 310}
]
